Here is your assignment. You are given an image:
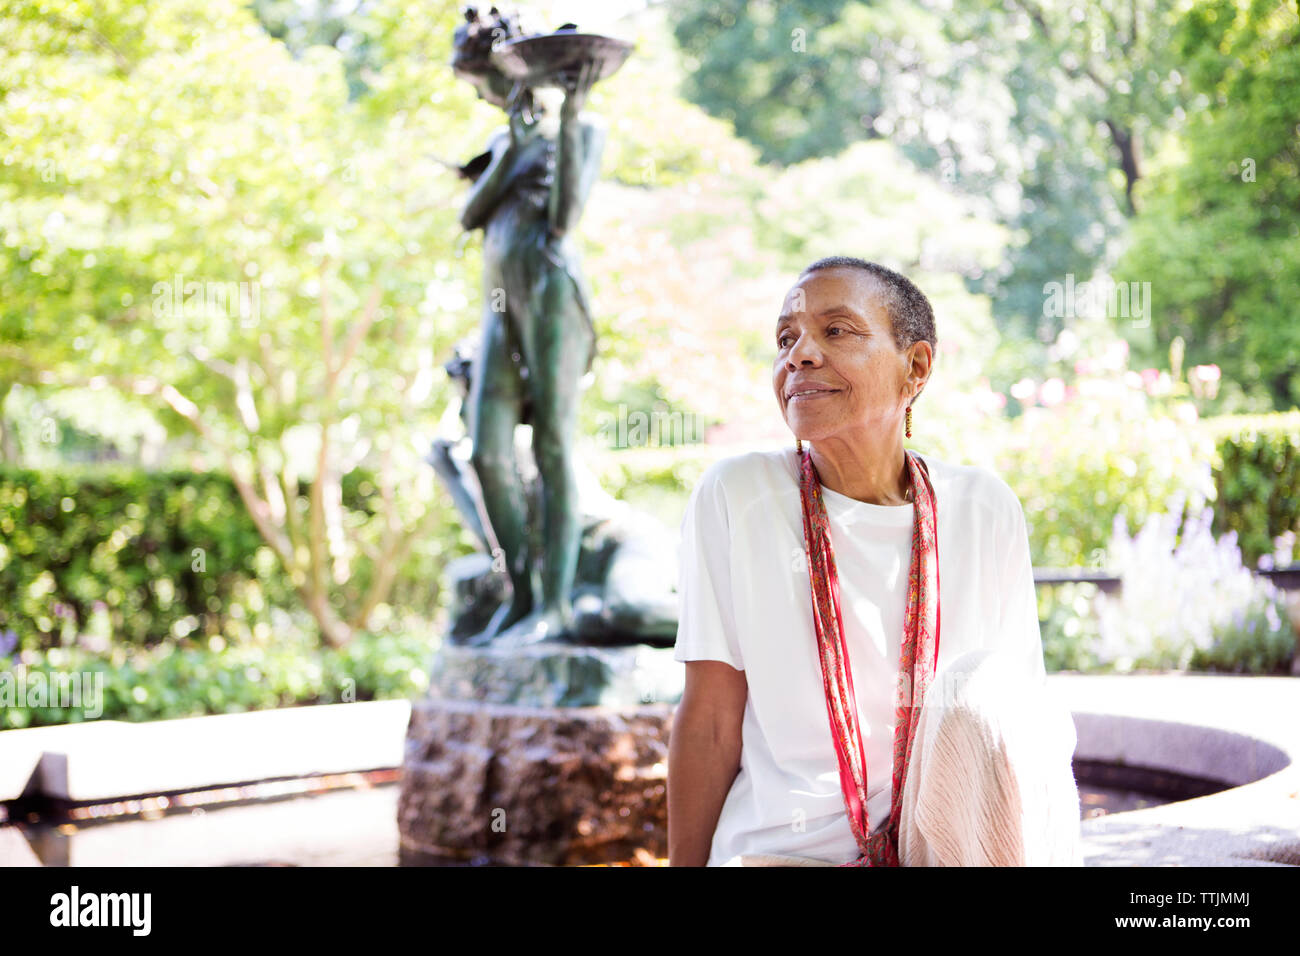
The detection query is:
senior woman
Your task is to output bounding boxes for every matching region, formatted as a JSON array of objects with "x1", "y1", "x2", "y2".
[{"x1": 667, "y1": 256, "x2": 1082, "y2": 867}]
